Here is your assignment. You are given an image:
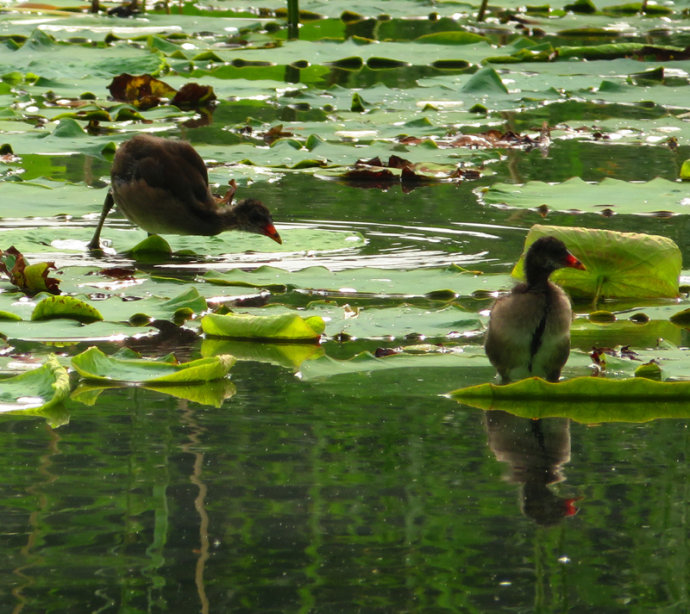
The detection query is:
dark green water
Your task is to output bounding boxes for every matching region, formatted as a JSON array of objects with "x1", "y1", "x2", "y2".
[
  {"x1": 1, "y1": 149, "x2": 689, "y2": 613},
  {"x1": 2, "y1": 363, "x2": 688, "y2": 612}
]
